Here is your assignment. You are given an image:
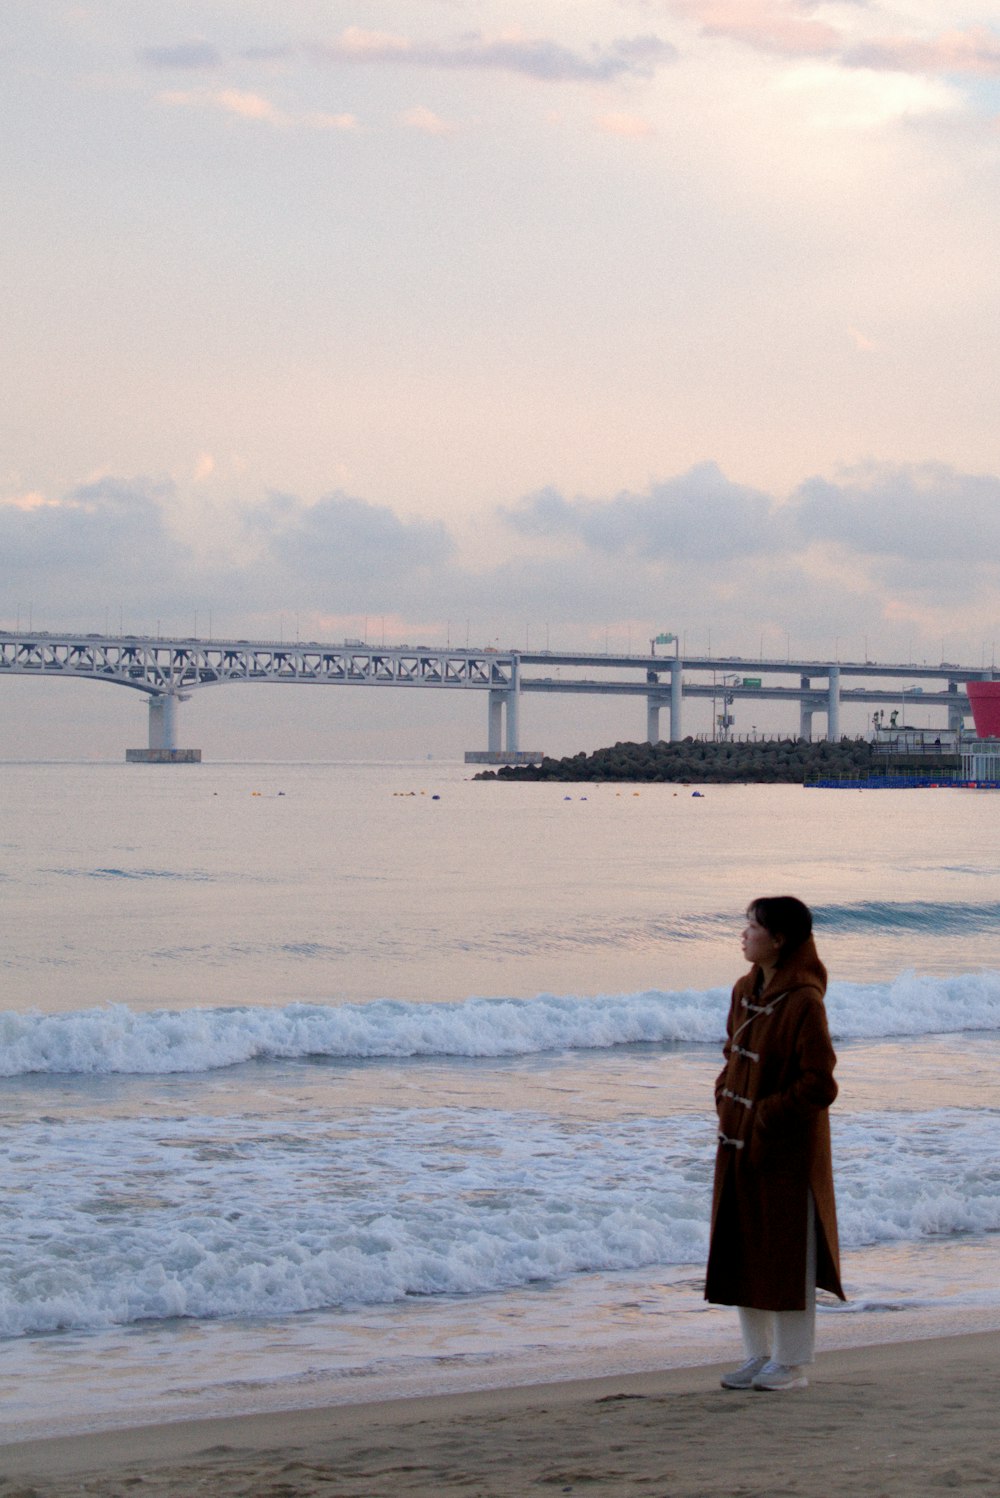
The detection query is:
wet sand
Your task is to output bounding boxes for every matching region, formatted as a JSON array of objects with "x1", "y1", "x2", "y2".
[{"x1": 1, "y1": 1330, "x2": 997, "y2": 1496}]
